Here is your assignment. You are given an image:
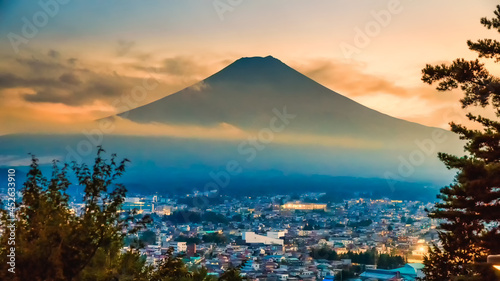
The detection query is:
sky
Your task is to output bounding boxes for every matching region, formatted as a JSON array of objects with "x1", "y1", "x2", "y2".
[{"x1": 0, "y1": 0, "x2": 499, "y2": 135}]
